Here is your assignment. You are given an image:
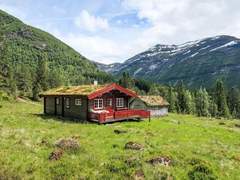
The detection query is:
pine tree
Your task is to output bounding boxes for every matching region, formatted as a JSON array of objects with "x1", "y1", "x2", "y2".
[
  {"x1": 32, "y1": 57, "x2": 48, "y2": 100},
  {"x1": 209, "y1": 98, "x2": 218, "y2": 117},
  {"x1": 236, "y1": 104, "x2": 240, "y2": 119},
  {"x1": 185, "y1": 90, "x2": 194, "y2": 114},
  {"x1": 38, "y1": 56, "x2": 48, "y2": 91},
  {"x1": 176, "y1": 81, "x2": 189, "y2": 114},
  {"x1": 47, "y1": 69, "x2": 64, "y2": 88},
  {"x1": 16, "y1": 65, "x2": 32, "y2": 96},
  {"x1": 195, "y1": 88, "x2": 210, "y2": 117},
  {"x1": 118, "y1": 72, "x2": 134, "y2": 88},
  {"x1": 214, "y1": 80, "x2": 230, "y2": 118},
  {"x1": 7, "y1": 66, "x2": 17, "y2": 98},
  {"x1": 32, "y1": 82, "x2": 41, "y2": 101},
  {"x1": 227, "y1": 87, "x2": 240, "y2": 116},
  {"x1": 167, "y1": 87, "x2": 177, "y2": 112},
  {"x1": 148, "y1": 84, "x2": 160, "y2": 95}
]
